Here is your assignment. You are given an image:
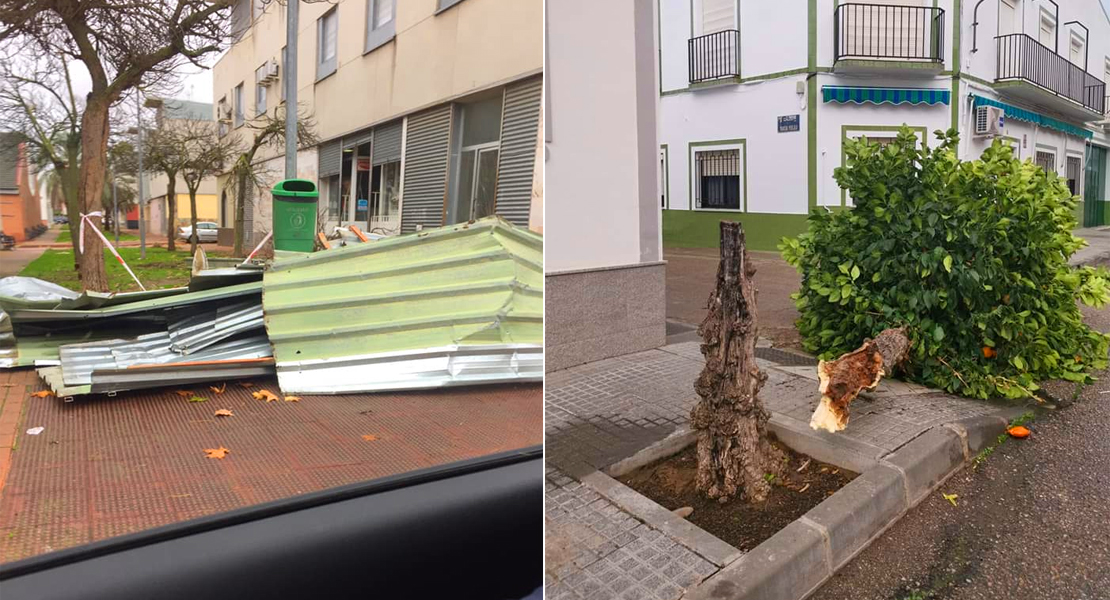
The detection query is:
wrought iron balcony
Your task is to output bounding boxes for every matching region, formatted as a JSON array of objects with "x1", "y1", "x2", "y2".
[
  {"x1": 996, "y1": 34, "x2": 1106, "y2": 114},
  {"x1": 688, "y1": 29, "x2": 739, "y2": 84},
  {"x1": 834, "y1": 3, "x2": 945, "y2": 63}
]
